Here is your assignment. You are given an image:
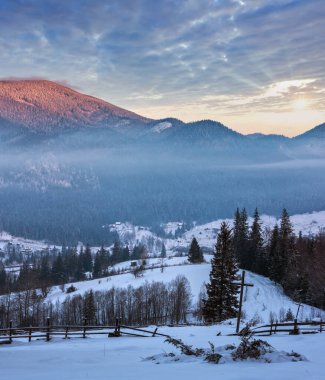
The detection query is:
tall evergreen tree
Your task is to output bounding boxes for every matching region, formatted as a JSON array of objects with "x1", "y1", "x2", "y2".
[
  {"x1": 278, "y1": 209, "x2": 297, "y2": 292},
  {"x1": 121, "y1": 246, "x2": 130, "y2": 262},
  {"x1": 83, "y1": 245, "x2": 93, "y2": 273},
  {"x1": 249, "y1": 208, "x2": 265, "y2": 274},
  {"x1": 268, "y1": 224, "x2": 281, "y2": 281},
  {"x1": 160, "y1": 243, "x2": 167, "y2": 258},
  {"x1": 202, "y1": 222, "x2": 239, "y2": 322},
  {"x1": 111, "y1": 241, "x2": 122, "y2": 265},
  {"x1": 51, "y1": 254, "x2": 66, "y2": 284},
  {"x1": 188, "y1": 238, "x2": 204, "y2": 263},
  {"x1": 83, "y1": 290, "x2": 96, "y2": 324},
  {"x1": 233, "y1": 208, "x2": 250, "y2": 269},
  {"x1": 92, "y1": 252, "x2": 102, "y2": 279}
]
